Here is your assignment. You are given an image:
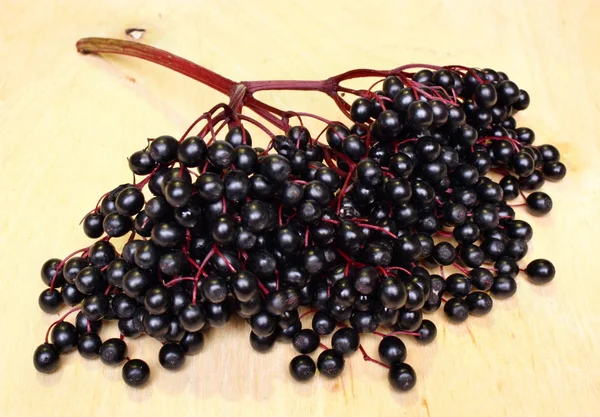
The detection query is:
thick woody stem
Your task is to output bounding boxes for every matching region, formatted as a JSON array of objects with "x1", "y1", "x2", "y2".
[{"x1": 76, "y1": 38, "x2": 236, "y2": 95}]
